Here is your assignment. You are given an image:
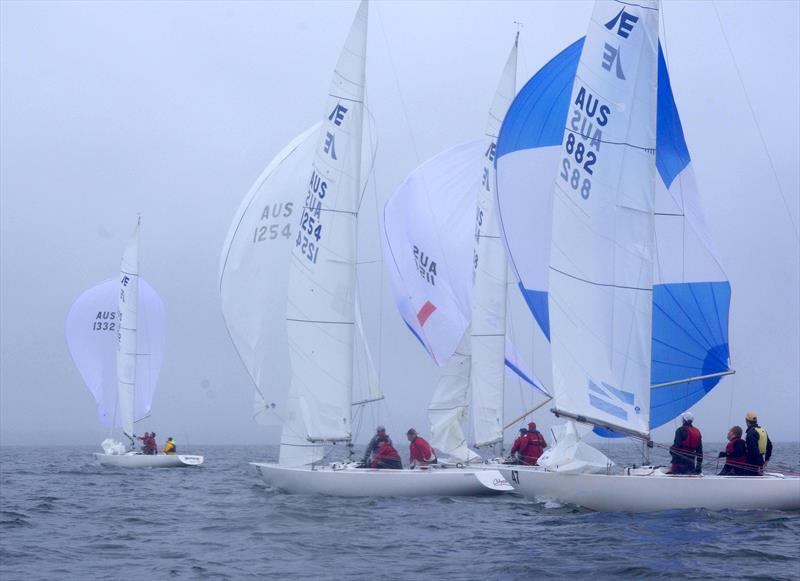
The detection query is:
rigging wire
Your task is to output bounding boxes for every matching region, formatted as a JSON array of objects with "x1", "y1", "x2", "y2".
[{"x1": 711, "y1": 0, "x2": 799, "y2": 242}]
